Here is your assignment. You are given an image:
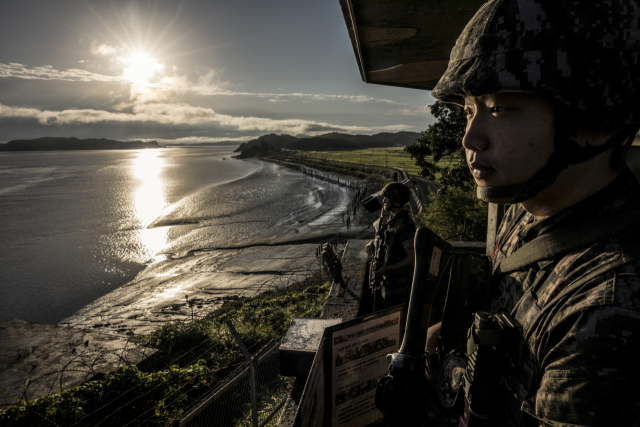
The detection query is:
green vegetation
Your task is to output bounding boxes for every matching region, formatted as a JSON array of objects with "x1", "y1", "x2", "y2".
[
  {"x1": 285, "y1": 147, "x2": 457, "y2": 178},
  {"x1": 405, "y1": 101, "x2": 473, "y2": 194},
  {"x1": 403, "y1": 102, "x2": 488, "y2": 241},
  {"x1": 416, "y1": 187, "x2": 488, "y2": 241},
  {"x1": 1, "y1": 278, "x2": 331, "y2": 427}
]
